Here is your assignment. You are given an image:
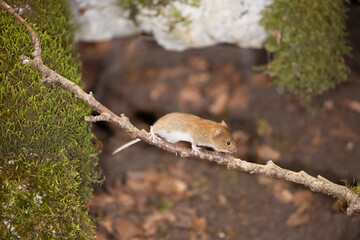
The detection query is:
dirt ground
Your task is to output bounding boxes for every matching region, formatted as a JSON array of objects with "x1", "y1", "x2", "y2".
[{"x1": 79, "y1": 3, "x2": 360, "y2": 240}]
